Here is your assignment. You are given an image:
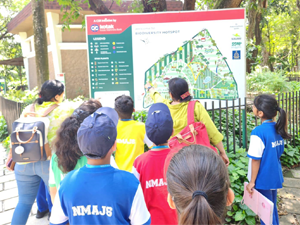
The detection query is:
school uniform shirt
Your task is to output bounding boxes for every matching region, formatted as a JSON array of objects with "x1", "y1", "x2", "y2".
[
  {"x1": 50, "y1": 165, "x2": 151, "y2": 225},
  {"x1": 116, "y1": 120, "x2": 152, "y2": 172},
  {"x1": 247, "y1": 122, "x2": 284, "y2": 190},
  {"x1": 49, "y1": 154, "x2": 118, "y2": 189},
  {"x1": 132, "y1": 149, "x2": 178, "y2": 225}
]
